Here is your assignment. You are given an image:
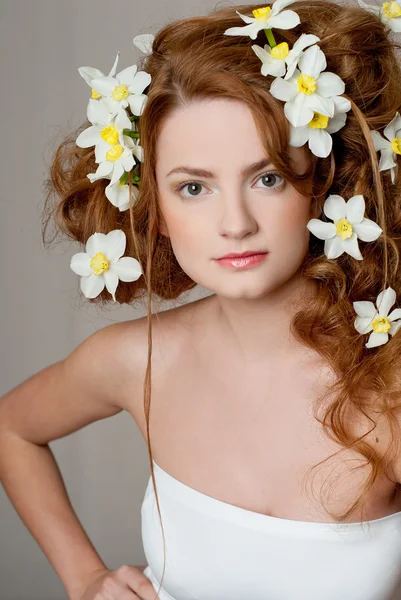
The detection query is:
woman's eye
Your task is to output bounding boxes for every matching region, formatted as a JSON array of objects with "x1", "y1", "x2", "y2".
[
  {"x1": 176, "y1": 182, "x2": 206, "y2": 198},
  {"x1": 175, "y1": 172, "x2": 284, "y2": 198},
  {"x1": 254, "y1": 172, "x2": 283, "y2": 190}
]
